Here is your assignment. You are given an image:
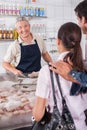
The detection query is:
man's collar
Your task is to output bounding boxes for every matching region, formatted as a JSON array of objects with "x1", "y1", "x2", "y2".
[
  {"x1": 17, "y1": 34, "x2": 35, "y2": 45},
  {"x1": 17, "y1": 37, "x2": 23, "y2": 44}
]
